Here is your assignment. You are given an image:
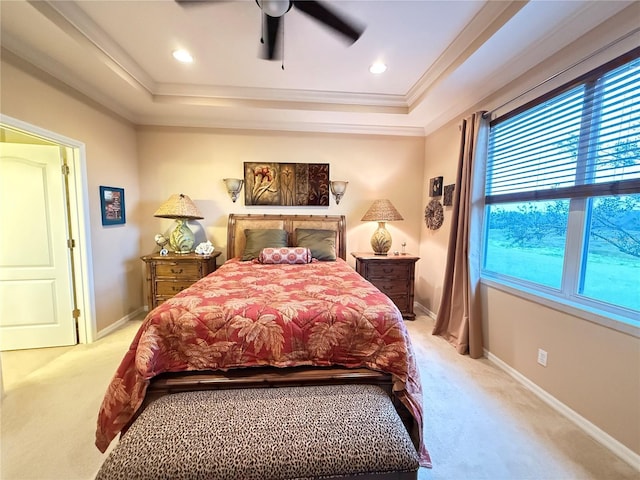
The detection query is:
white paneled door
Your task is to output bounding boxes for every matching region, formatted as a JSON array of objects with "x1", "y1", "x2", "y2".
[{"x1": 0, "y1": 143, "x2": 77, "y2": 350}]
